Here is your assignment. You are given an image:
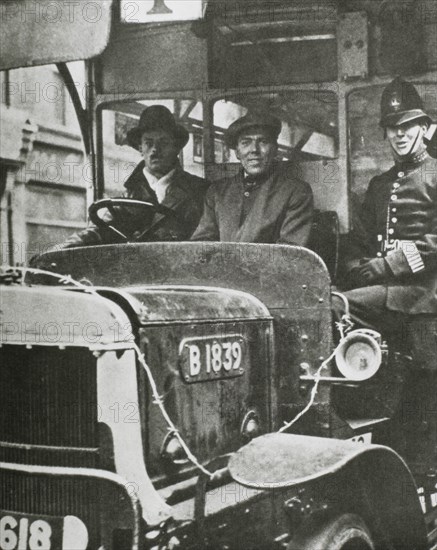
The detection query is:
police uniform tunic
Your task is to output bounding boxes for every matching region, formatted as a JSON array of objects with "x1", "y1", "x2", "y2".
[{"x1": 345, "y1": 151, "x2": 437, "y2": 315}]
